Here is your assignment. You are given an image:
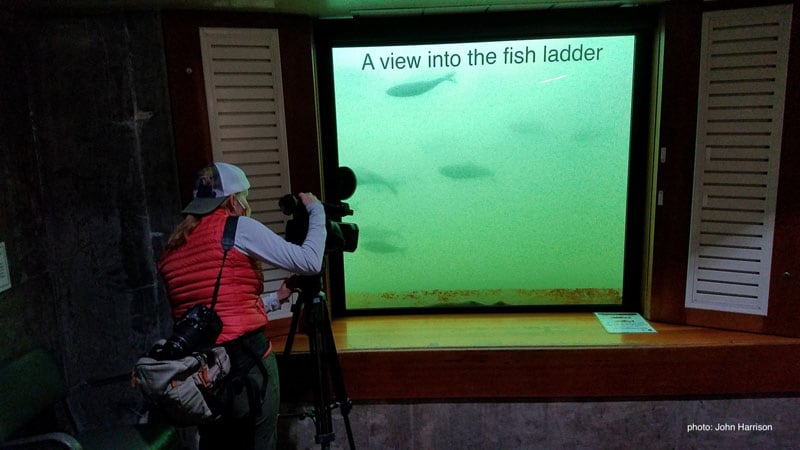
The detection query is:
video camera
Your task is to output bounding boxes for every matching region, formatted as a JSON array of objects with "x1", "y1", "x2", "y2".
[{"x1": 278, "y1": 166, "x2": 359, "y2": 253}]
